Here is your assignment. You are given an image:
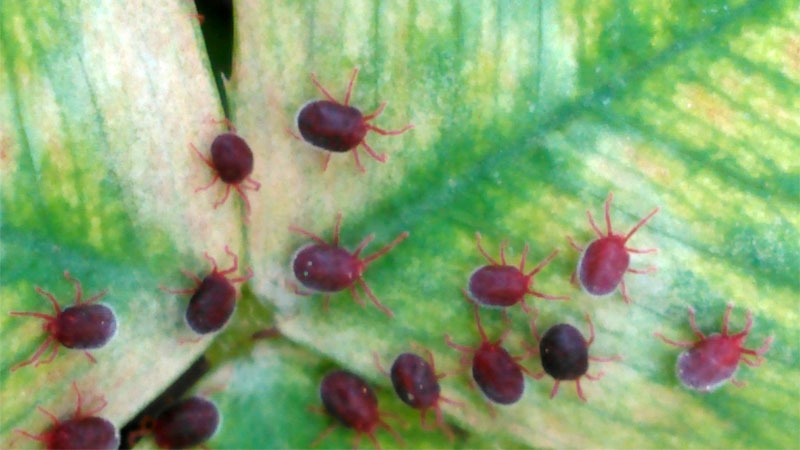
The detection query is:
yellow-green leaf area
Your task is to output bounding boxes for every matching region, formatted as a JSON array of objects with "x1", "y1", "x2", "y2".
[
  {"x1": 0, "y1": 0, "x2": 238, "y2": 447},
  {"x1": 227, "y1": 0, "x2": 800, "y2": 448},
  {"x1": 2, "y1": 0, "x2": 798, "y2": 449}
]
